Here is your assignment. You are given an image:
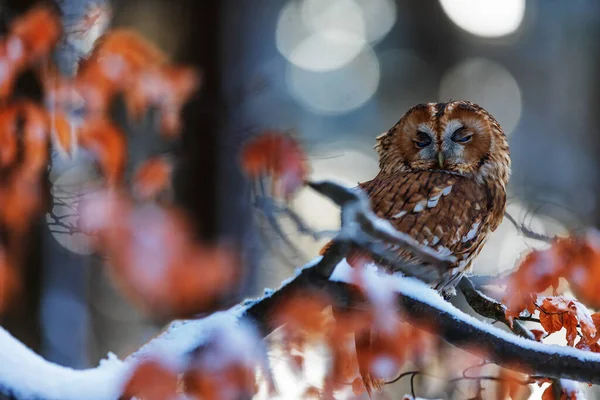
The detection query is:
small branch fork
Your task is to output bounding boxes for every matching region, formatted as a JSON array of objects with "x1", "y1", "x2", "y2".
[{"x1": 0, "y1": 180, "x2": 594, "y2": 399}]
